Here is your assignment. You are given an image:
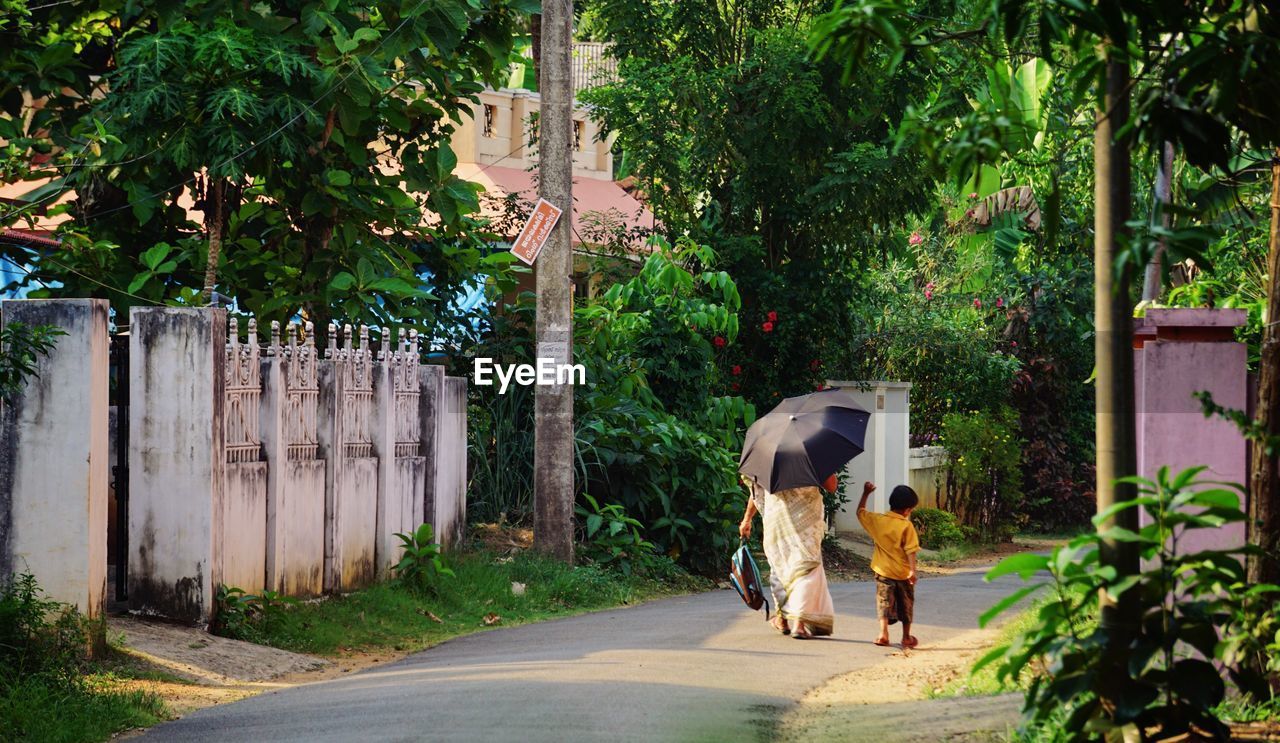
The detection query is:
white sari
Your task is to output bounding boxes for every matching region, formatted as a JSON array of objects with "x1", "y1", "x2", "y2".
[{"x1": 750, "y1": 482, "x2": 835, "y2": 636}]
